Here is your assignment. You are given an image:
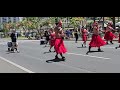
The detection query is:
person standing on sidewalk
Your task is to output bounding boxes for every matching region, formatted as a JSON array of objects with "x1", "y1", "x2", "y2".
[{"x1": 86, "y1": 22, "x2": 106, "y2": 54}]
